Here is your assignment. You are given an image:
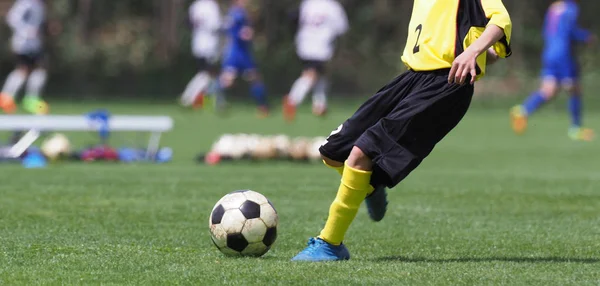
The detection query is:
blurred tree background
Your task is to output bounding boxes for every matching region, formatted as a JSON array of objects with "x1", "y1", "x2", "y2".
[{"x1": 0, "y1": 0, "x2": 598, "y2": 101}]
